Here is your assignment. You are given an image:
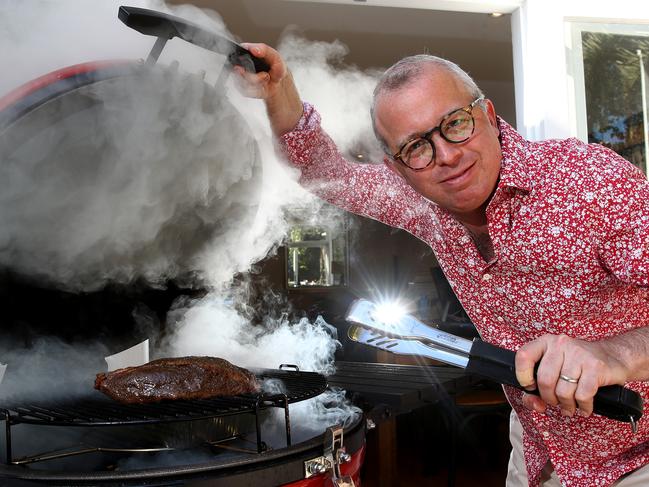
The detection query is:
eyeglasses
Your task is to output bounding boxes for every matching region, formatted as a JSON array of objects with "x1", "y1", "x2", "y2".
[{"x1": 392, "y1": 96, "x2": 485, "y2": 171}]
